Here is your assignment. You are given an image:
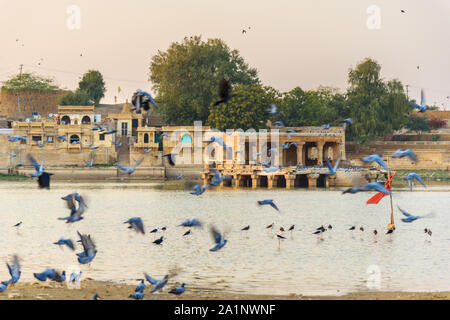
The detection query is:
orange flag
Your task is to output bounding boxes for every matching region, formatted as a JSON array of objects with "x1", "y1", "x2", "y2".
[{"x1": 366, "y1": 172, "x2": 396, "y2": 205}]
